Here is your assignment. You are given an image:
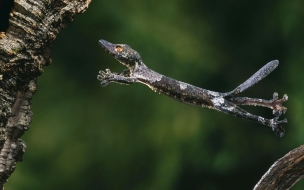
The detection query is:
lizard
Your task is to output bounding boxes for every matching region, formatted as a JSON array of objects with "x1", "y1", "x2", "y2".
[{"x1": 97, "y1": 39, "x2": 288, "y2": 137}]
